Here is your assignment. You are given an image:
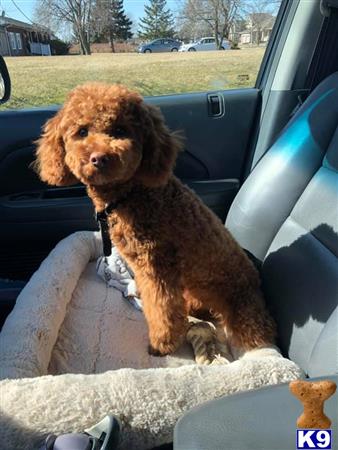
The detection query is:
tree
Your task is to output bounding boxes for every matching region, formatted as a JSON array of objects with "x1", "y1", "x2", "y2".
[
  {"x1": 91, "y1": 0, "x2": 132, "y2": 52},
  {"x1": 138, "y1": 0, "x2": 175, "y2": 40},
  {"x1": 34, "y1": 0, "x2": 92, "y2": 55},
  {"x1": 178, "y1": 0, "x2": 242, "y2": 48},
  {"x1": 176, "y1": 1, "x2": 210, "y2": 42}
]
